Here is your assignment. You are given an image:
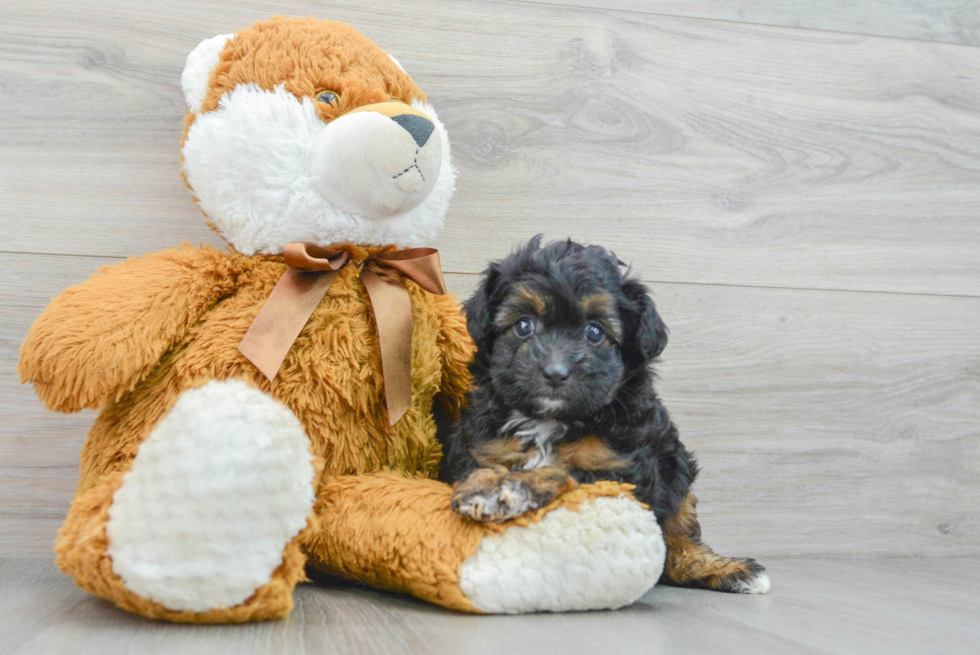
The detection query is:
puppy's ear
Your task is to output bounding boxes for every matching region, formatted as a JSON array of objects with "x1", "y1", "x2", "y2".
[
  {"x1": 463, "y1": 263, "x2": 504, "y2": 356},
  {"x1": 621, "y1": 278, "x2": 668, "y2": 361}
]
